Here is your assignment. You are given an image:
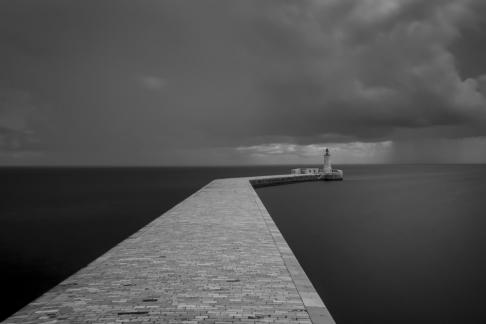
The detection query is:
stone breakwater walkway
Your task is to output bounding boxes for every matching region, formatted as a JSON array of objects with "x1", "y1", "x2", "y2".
[{"x1": 4, "y1": 175, "x2": 335, "y2": 324}]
